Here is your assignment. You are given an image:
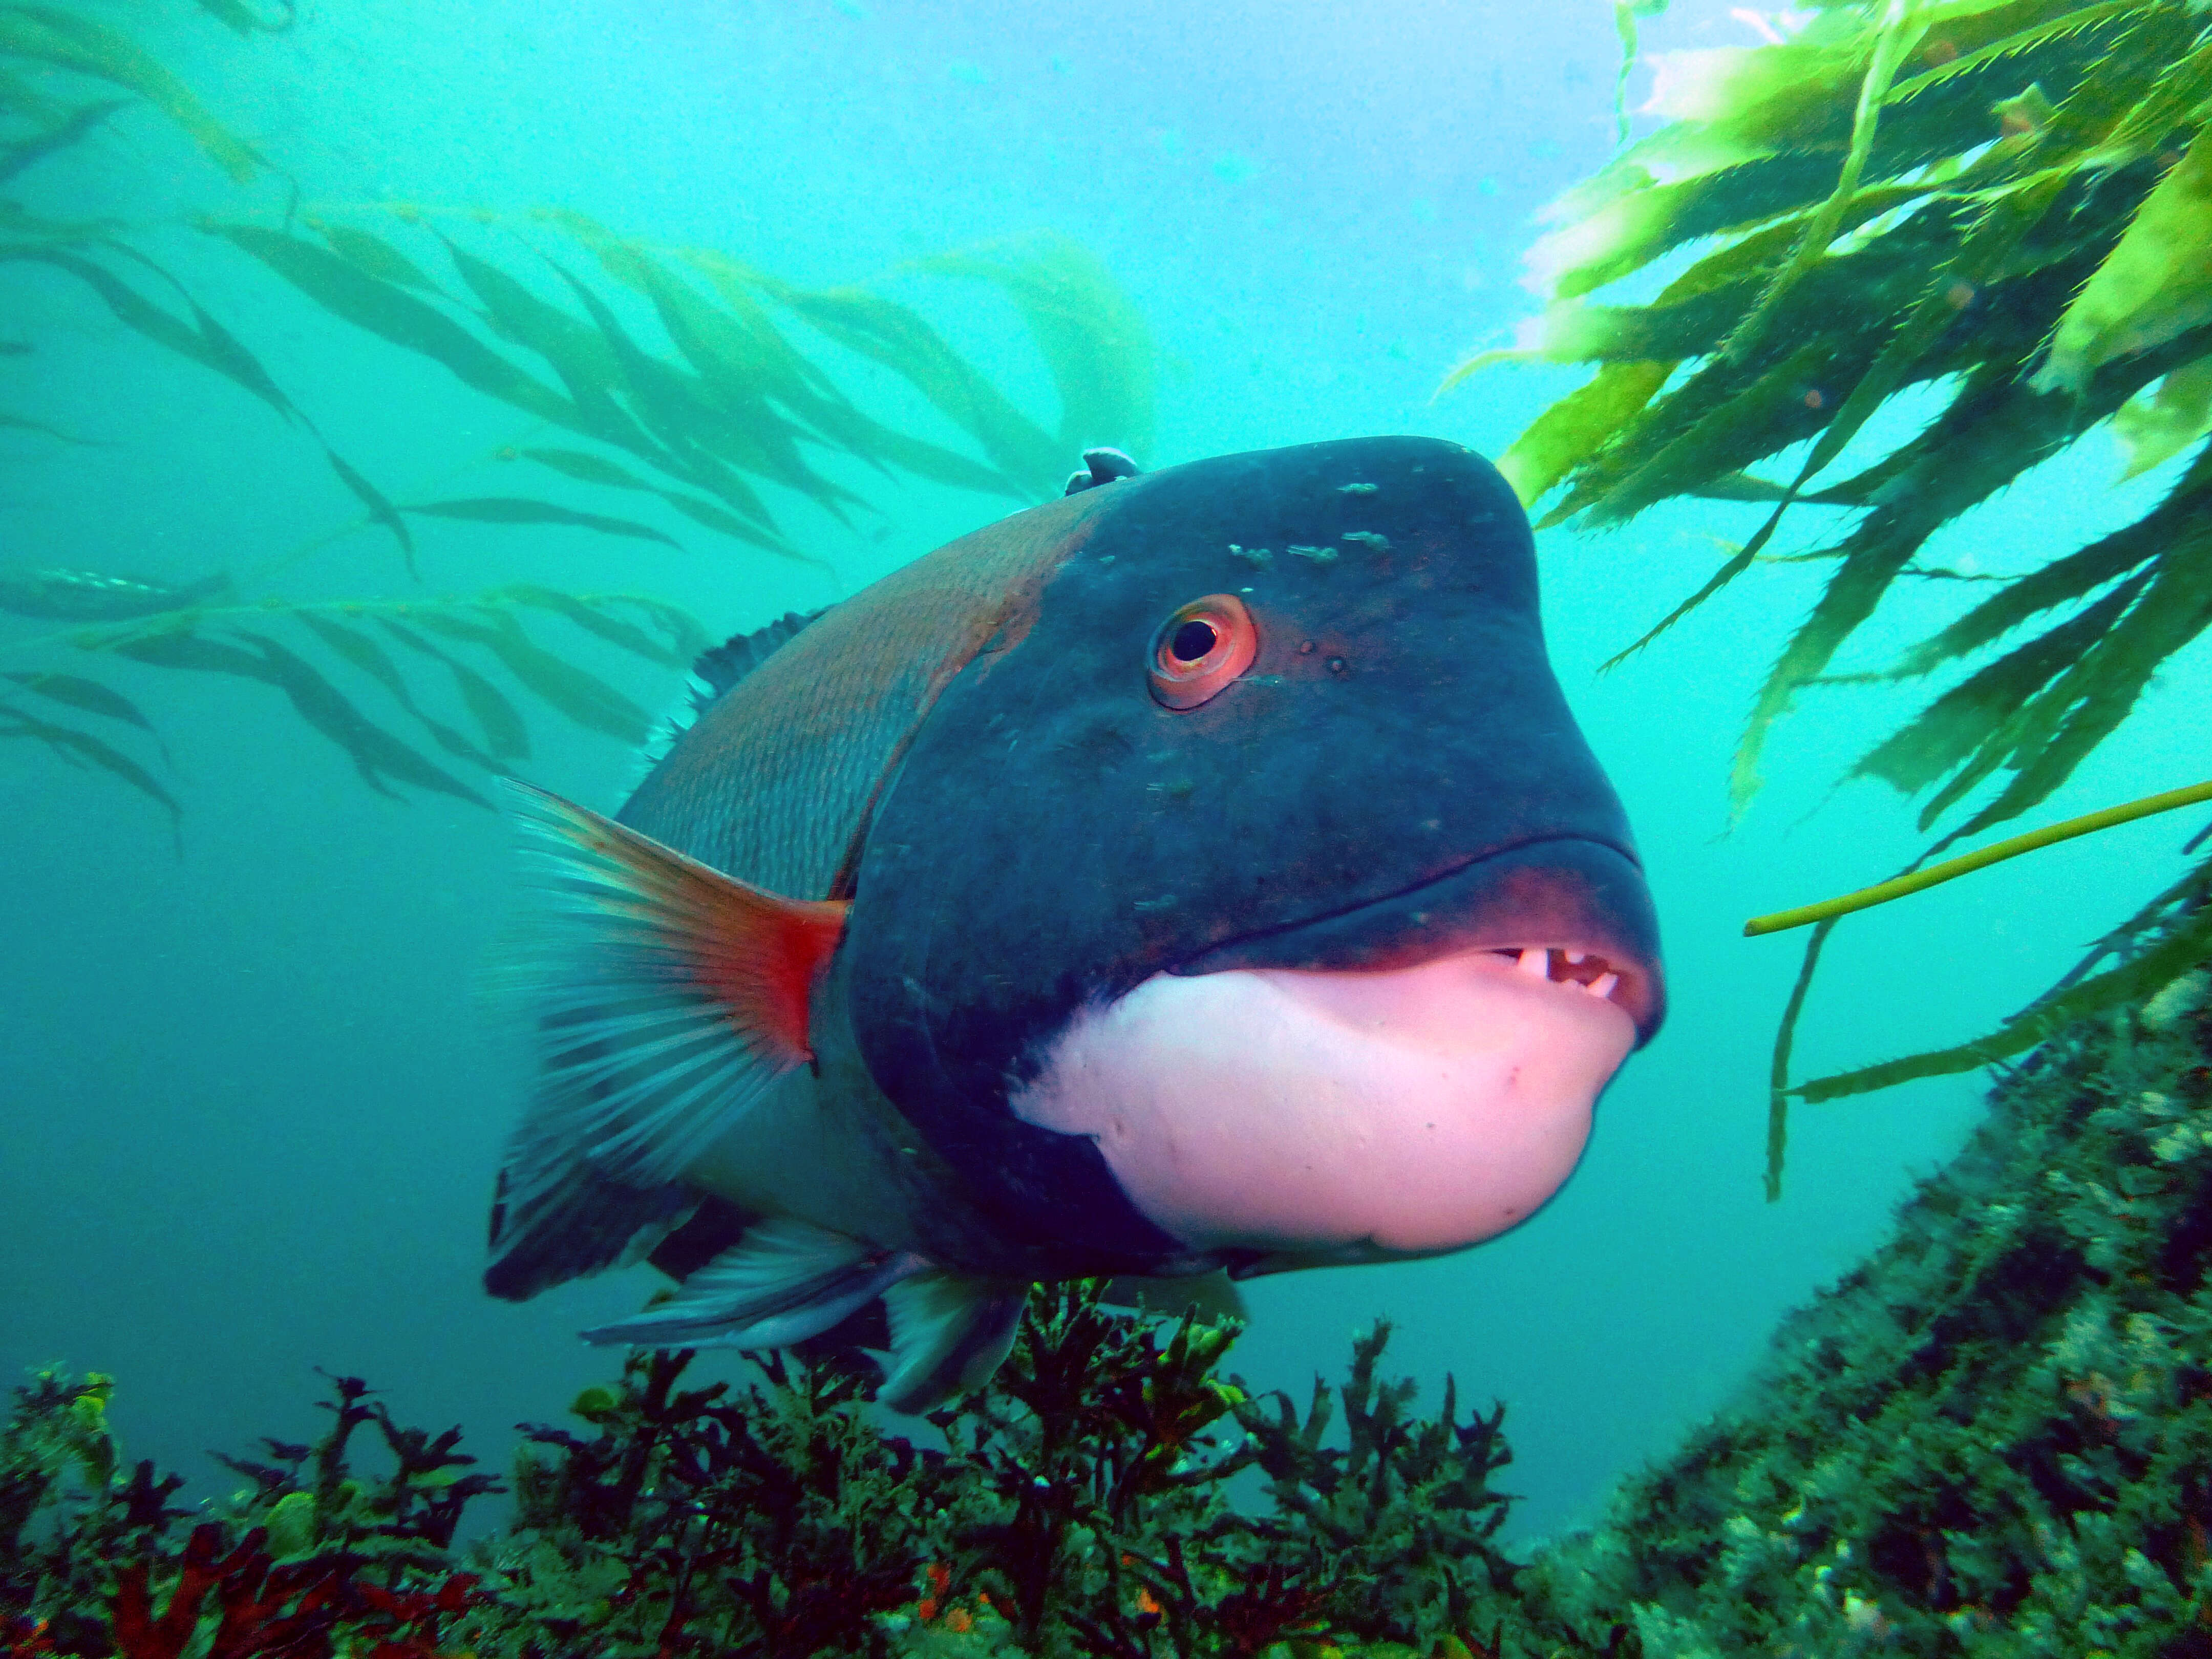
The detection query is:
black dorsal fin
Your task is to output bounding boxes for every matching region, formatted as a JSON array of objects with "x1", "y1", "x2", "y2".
[{"x1": 689, "y1": 605, "x2": 832, "y2": 715}]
